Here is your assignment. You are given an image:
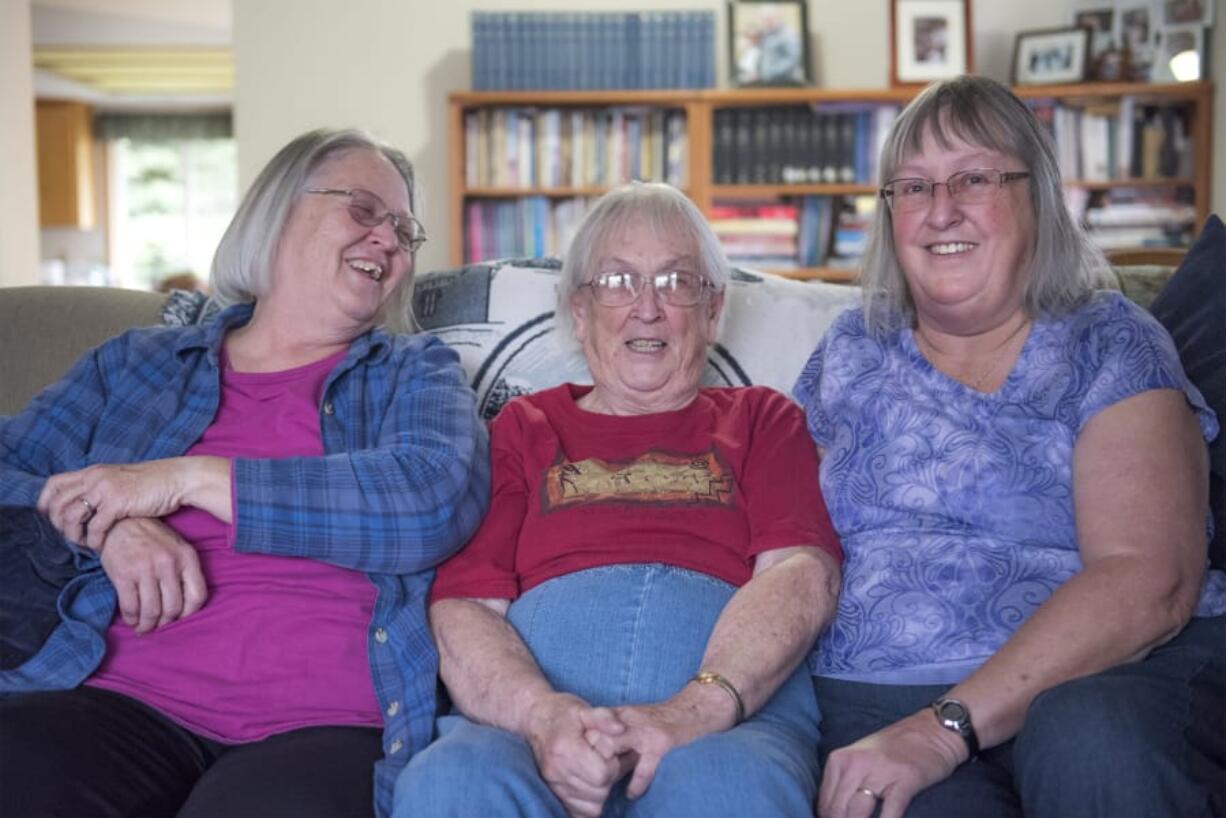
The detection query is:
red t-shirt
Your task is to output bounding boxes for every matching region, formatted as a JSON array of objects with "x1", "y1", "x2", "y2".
[{"x1": 431, "y1": 384, "x2": 840, "y2": 602}]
